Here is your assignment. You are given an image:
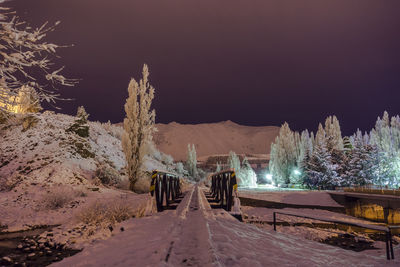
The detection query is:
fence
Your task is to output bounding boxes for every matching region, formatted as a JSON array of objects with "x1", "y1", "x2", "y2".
[
  {"x1": 272, "y1": 210, "x2": 395, "y2": 260},
  {"x1": 209, "y1": 169, "x2": 238, "y2": 211},
  {"x1": 149, "y1": 170, "x2": 181, "y2": 212}
]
